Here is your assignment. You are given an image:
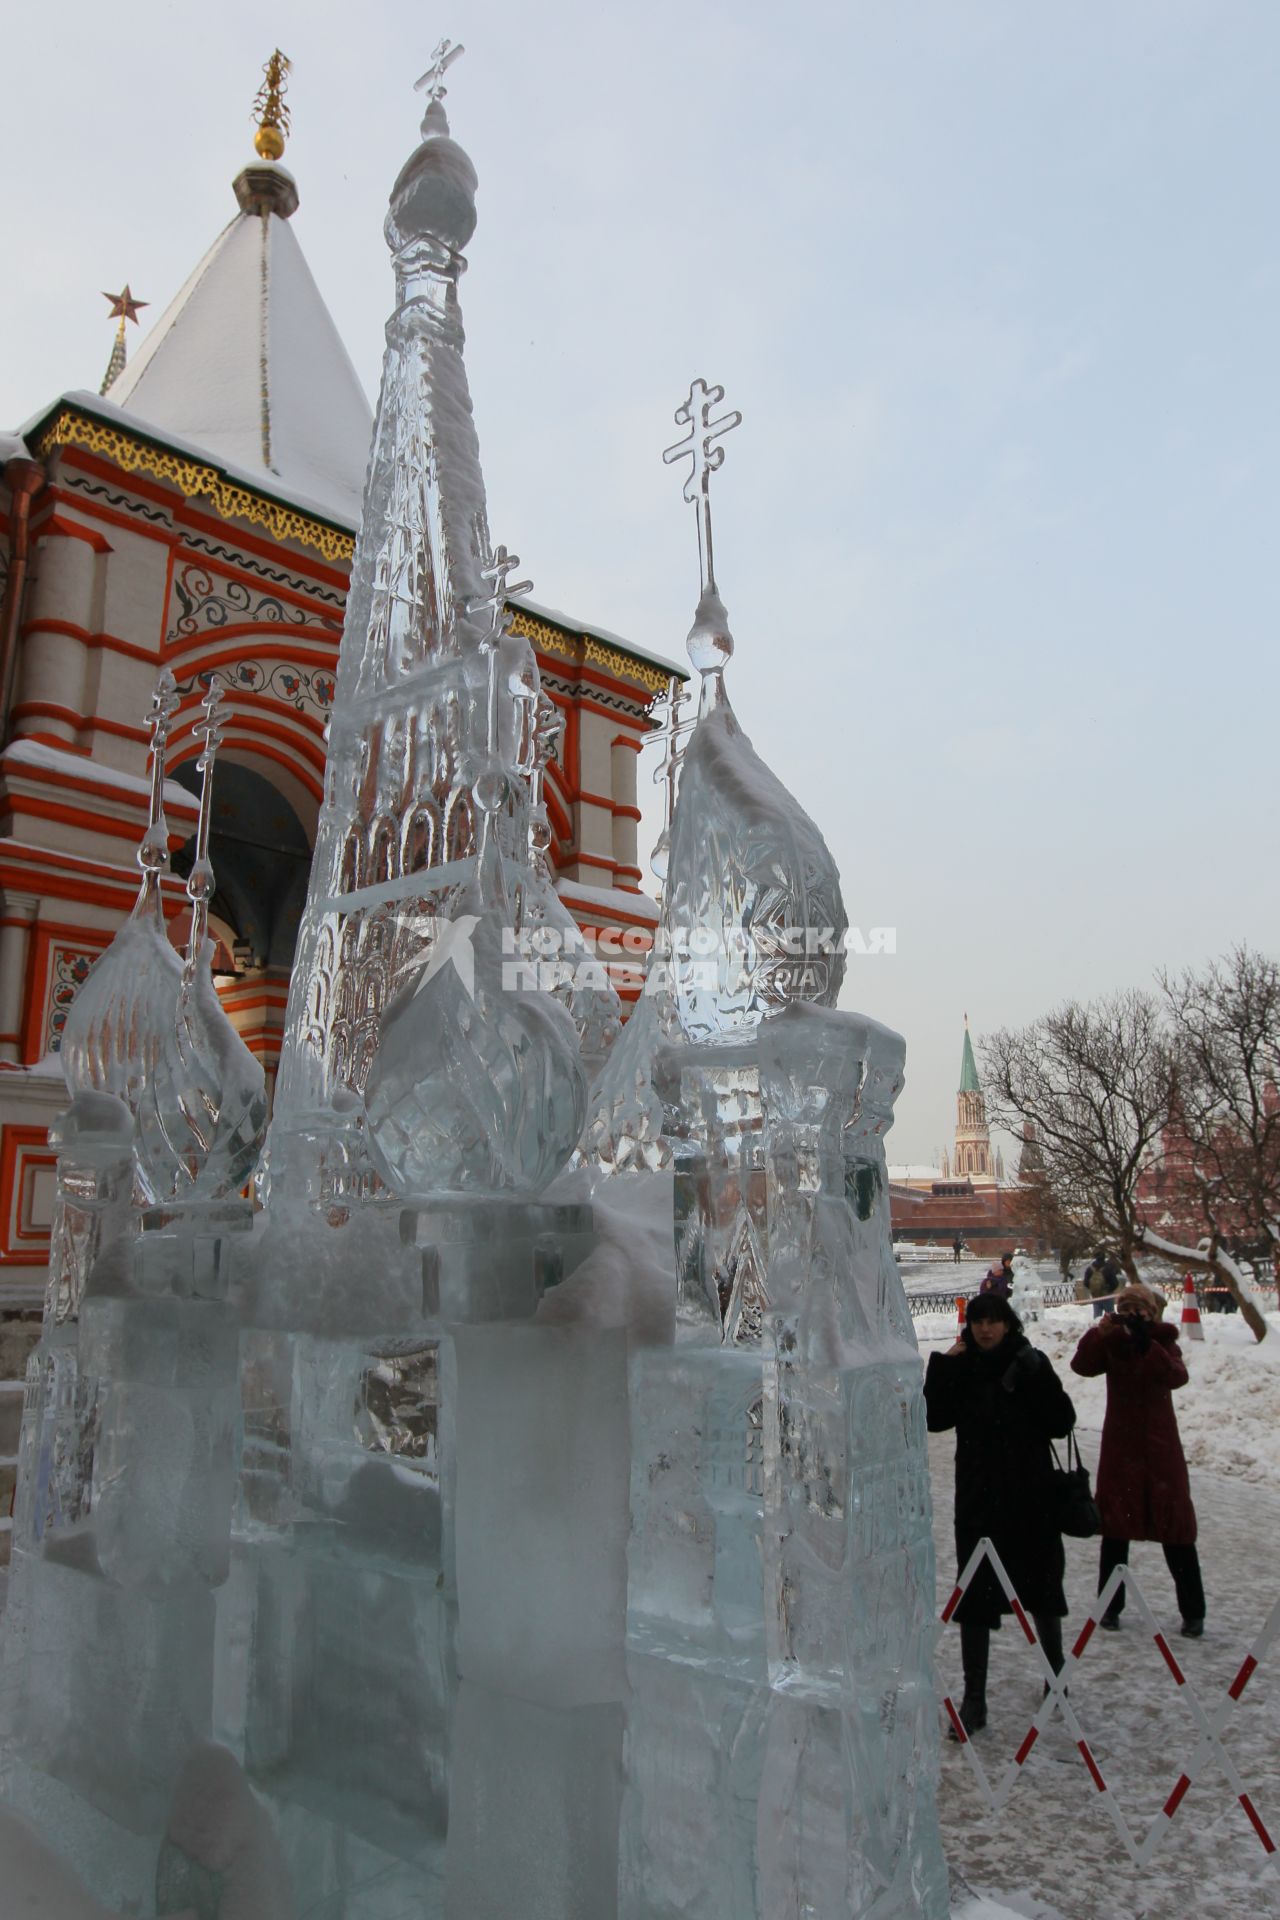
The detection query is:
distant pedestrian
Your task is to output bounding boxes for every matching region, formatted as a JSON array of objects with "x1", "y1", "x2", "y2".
[
  {"x1": 1070, "y1": 1282, "x2": 1205, "y2": 1638},
  {"x1": 925, "y1": 1295, "x2": 1076, "y2": 1734},
  {"x1": 1082, "y1": 1246, "x2": 1123, "y2": 1319},
  {"x1": 952, "y1": 1236, "x2": 965, "y2": 1264},
  {"x1": 979, "y1": 1251, "x2": 1014, "y2": 1299}
]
